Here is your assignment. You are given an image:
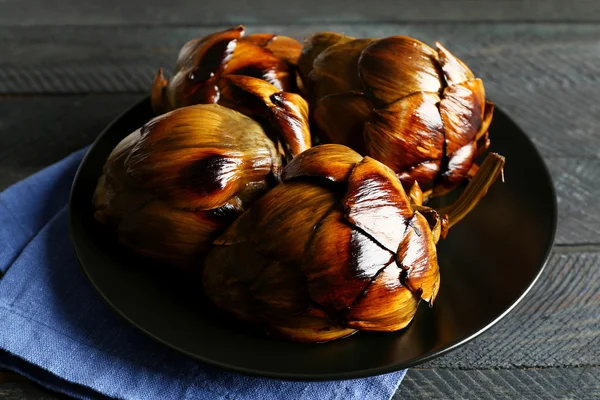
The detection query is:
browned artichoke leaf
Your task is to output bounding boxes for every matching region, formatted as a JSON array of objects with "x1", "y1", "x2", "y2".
[
  {"x1": 118, "y1": 199, "x2": 233, "y2": 269},
  {"x1": 250, "y1": 260, "x2": 313, "y2": 319},
  {"x1": 219, "y1": 75, "x2": 310, "y2": 158},
  {"x1": 165, "y1": 26, "x2": 245, "y2": 108},
  {"x1": 313, "y1": 91, "x2": 371, "y2": 153},
  {"x1": 251, "y1": 182, "x2": 337, "y2": 264},
  {"x1": 124, "y1": 105, "x2": 277, "y2": 210},
  {"x1": 212, "y1": 206, "x2": 252, "y2": 245},
  {"x1": 151, "y1": 68, "x2": 169, "y2": 114},
  {"x1": 167, "y1": 71, "x2": 221, "y2": 108},
  {"x1": 308, "y1": 38, "x2": 375, "y2": 100},
  {"x1": 176, "y1": 25, "x2": 245, "y2": 71},
  {"x1": 345, "y1": 262, "x2": 420, "y2": 331},
  {"x1": 94, "y1": 130, "x2": 152, "y2": 224},
  {"x1": 475, "y1": 131, "x2": 491, "y2": 158},
  {"x1": 409, "y1": 181, "x2": 424, "y2": 207},
  {"x1": 93, "y1": 174, "x2": 153, "y2": 226},
  {"x1": 103, "y1": 128, "x2": 141, "y2": 178},
  {"x1": 440, "y1": 78, "x2": 486, "y2": 156},
  {"x1": 397, "y1": 211, "x2": 440, "y2": 304},
  {"x1": 302, "y1": 208, "x2": 395, "y2": 310},
  {"x1": 298, "y1": 32, "x2": 354, "y2": 82},
  {"x1": 477, "y1": 100, "x2": 495, "y2": 141},
  {"x1": 267, "y1": 306, "x2": 357, "y2": 343},
  {"x1": 242, "y1": 33, "x2": 274, "y2": 47},
  {"x1": 363, "y1": 91, "x2": 444, "y2": 175},
  {"x1": 270, "y1": 92, "x2": 311, "y2": 157},
  {"x1": 203, "y1": 241, "x2": 271, "y2": 324},
  {"x1": 436, "y1": 42, "x2": 475, "y2": 86},
  {"x1": 411, "y1": 204, "x2": 447, "y2": 244},
  {"x1": 358, "y1": 36, "x2": 442, "y2": 105},
  {"x1": 281, "y1": 144, "x2": 363, "y2": 183},
  {"x1": 438, "y1": 141, "x2": 477, "y2": 194},
  {"x1": 218, "y1": 74, "x2": 279, "y2": 116},
  {"x1": 242, "y1": 34, "x2": 302, "y2": 66},
  {"x1": 263, "y1": 35, "x2": 303, "y2": 65},
  {"x1": 344, "y1": 156, "x2": 413, "y2": 252},
  {"x1": 224, "y1": 40, "x2": 291, "y2": 91},
  {"x1": 397, "y1": 161, "x2": 441, "y2": 192}
]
